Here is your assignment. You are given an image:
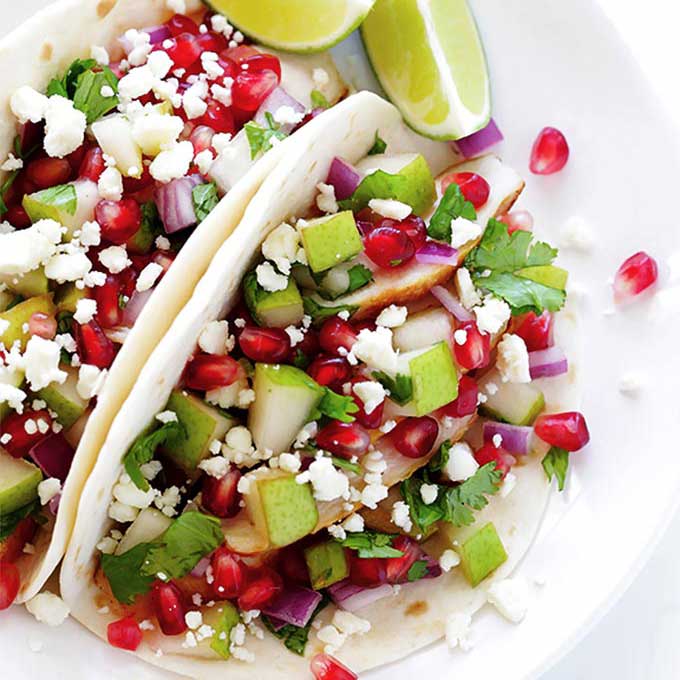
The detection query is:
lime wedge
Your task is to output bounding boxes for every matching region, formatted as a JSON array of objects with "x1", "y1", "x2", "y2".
[
  {"x1": 361, "y1": 0, "x2": 491, "y2": 140},
  {"x1": 208, "y1": 0, "x2": 376, "y2": 53}
]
